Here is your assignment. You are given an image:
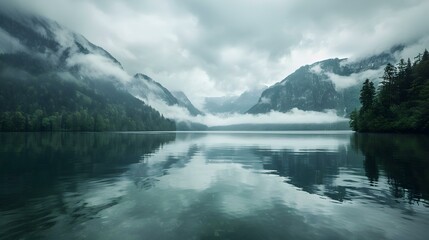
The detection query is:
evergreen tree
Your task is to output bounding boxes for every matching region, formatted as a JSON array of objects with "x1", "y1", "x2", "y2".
[
  {"x1": 349, "y1": 110, "x2": 359, "y2": 131},
  {"x1": 402, "y1": 58, "x2": 413, "y2": 100},
  {"x1": 359, "y1": 79, "x2": 375, "y2": 112},
  {"x1": 422, "y1": 49, "x2": 429, "y2": 61},
  {"x1": 0, "y1": 71, "x2": 176, "y2": 132},
  {"x1": 350, "y1": 50, "x2": 429, "y2": 133},
  {"x1": 379, "y1": 63, "x2": 397, "y2": 107},
  {"x1": 396, "y1": 59, "x2": 409, "y2": 102}
]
